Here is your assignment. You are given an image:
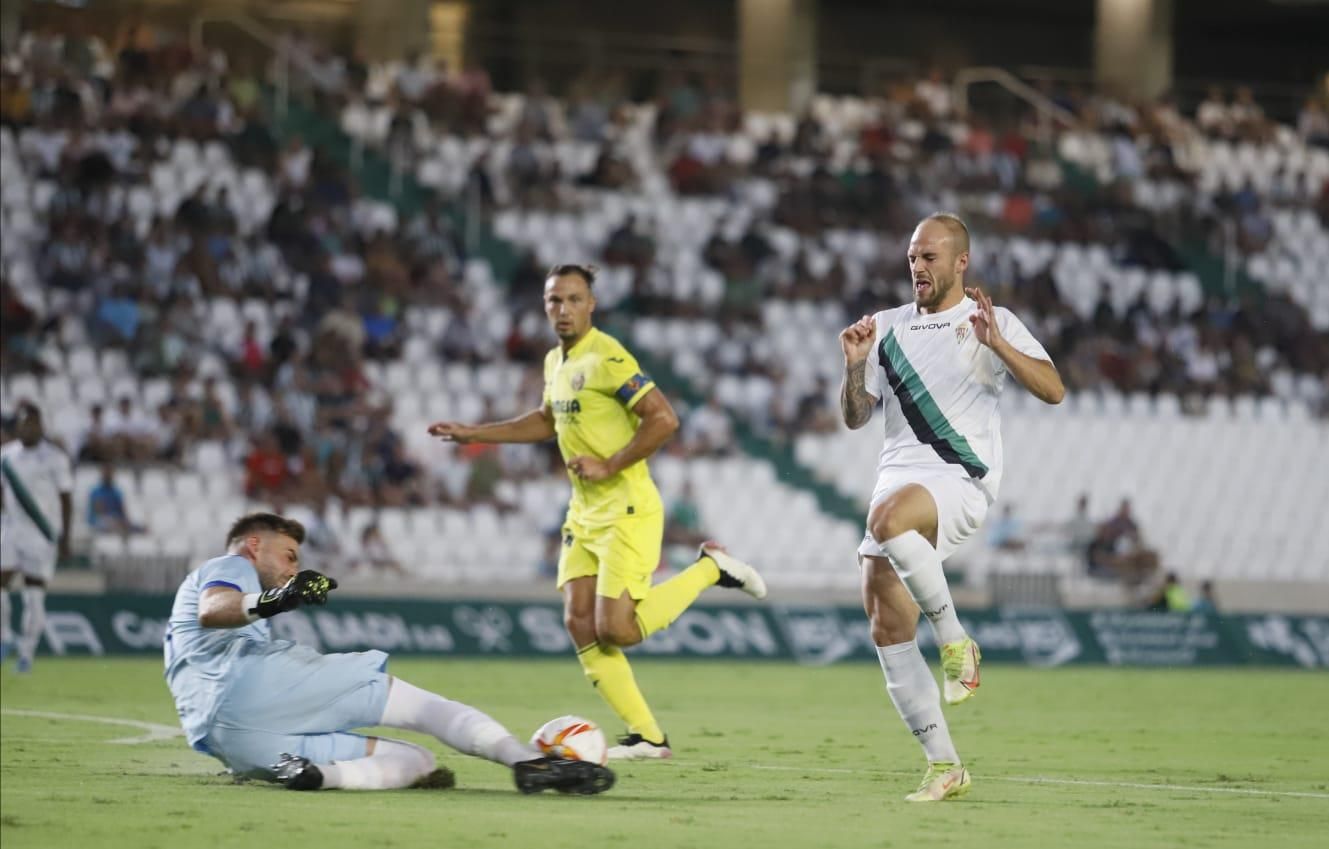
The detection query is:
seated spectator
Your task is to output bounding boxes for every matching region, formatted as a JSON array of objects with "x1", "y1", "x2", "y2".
[
  {"x1": 286, "y1": 444, "x2": 329, "y2": 504},
  {"x1": 104, "y1": 396, "x2": 160, "y2": 462},
  {"x1": 793, "y1": 377, "x2": 839, "y2": 434},
  {"x1": 92, "y1": 285, "x2": 142, "y2": 348},
  {"x1": 683, "y1": 394, "x2": 733, "y2": 456},
  {"x1": 376, "y1": 443, "x2": 424, "y2": 506},
  {"x1": 603, "y1": 216, "x2": 654, "y2": 268},
  {"x1": 536, "y1": 526, "x2": 564, "y2": 579},
  {"x1": 281, "y1": 496, "x2": 344, "y2": 574},
  {"x1": 361, "y1": 296, "x2": 404, "y2": 361},
  {"x1": 319, "y1": 292, "x2": 368, "y2": 355},
  {"x1": 664, "y1": 482, "x2": 706, "y2": 548},
  {"x1": 1146, "y1": 572, "x2": 1191, "y2": 612},
  {"x1": 1087, "y1": 498, "x2": 1160, "y2": 585},
  {"x1": 357, "y1": 523, "x2": 407, "y2": 575},
  {"x1": 439, "y1": 305, "x2": 482, "y2": 364},
  {"x1": 1064, "y1": 493, "x2": 1096, "y2": 564},
  {"x1": 1229, "y1": 86, "x2": 1265, "y2": 136},
  {"x1": 1297, "y1": 97, "x2": 1329, "y2": 148},
  {"x1": 244, "y1": 431, "x2": 290, "y2": 499},
  {"x1": 1, "y1": 279, "x2": 53, "y2": 374},
  {"x1": 87, "y1": 464, "x2": 142, "y2": 534},
  {"x1": 231, "y1": 319, "x2": 267, "y2": 382},
  {"x1": 1190, "y1": 580, "x2": 1219, "y2": 614},
  {"x1": 1195, "y1": 86, "x2": 1231, "y2": 137},
  {"x1": 267, "y1": 315, "x2": 303, "y2": 375},
  {"x1": 914, "y1": 67, "x2": 952, "y2": 119},
  {"x1": 234, "y1": 380, "x2": 275, "y2": 436},
  {"x1": 154, "y1": 400, "x2": 190, "y2": 465},
  {"x1": 987, "y1": 504, "x2": 1027, "y2": 552},
  {"x1": 197, "y1": 376, "x2": 234, "y2": 441},
  {"x1": 456, "y1": 441, "x2": 505, "y2": 506},
  {"x1": 76, "y1": 403, "x2": 116, "y2": 463}
]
